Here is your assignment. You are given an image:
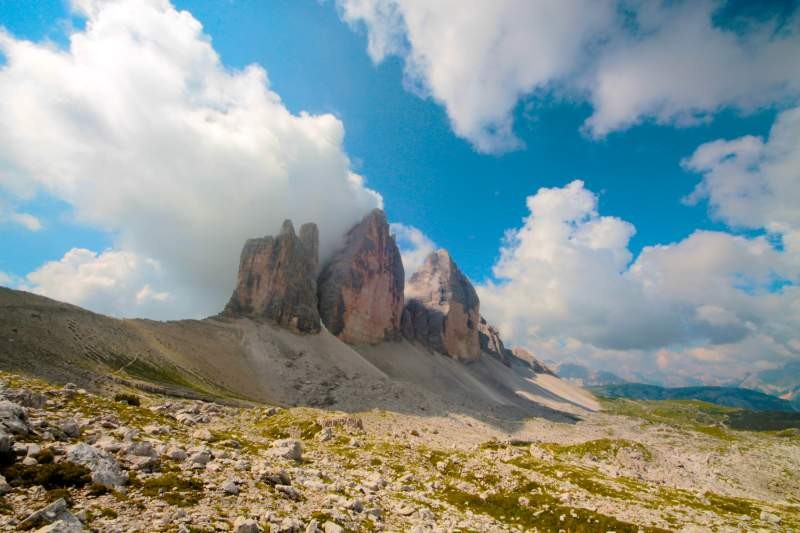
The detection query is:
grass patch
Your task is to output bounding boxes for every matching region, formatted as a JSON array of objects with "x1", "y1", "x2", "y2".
[
  {"x1": 543, "y1": 438, "x2": 652, "y2": 461},
  {"x1": 260, "y1": 408, "x2": 322, "y2": 440},
  {"x1": 139, "y1": 473, "x2": 204, "y2": 507},
  {"x1": 439, "y1": 480, "x2": 666, "y2": 532},
  {"x1": 2, "y1": 461, "x2": 91, "y2": 490},
  {"x1": 113, "y1": 393, "x2": 141, "y2": 406},
  {"x1": 602, "y1": 399, "x2": 738, "y2": 440}
]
